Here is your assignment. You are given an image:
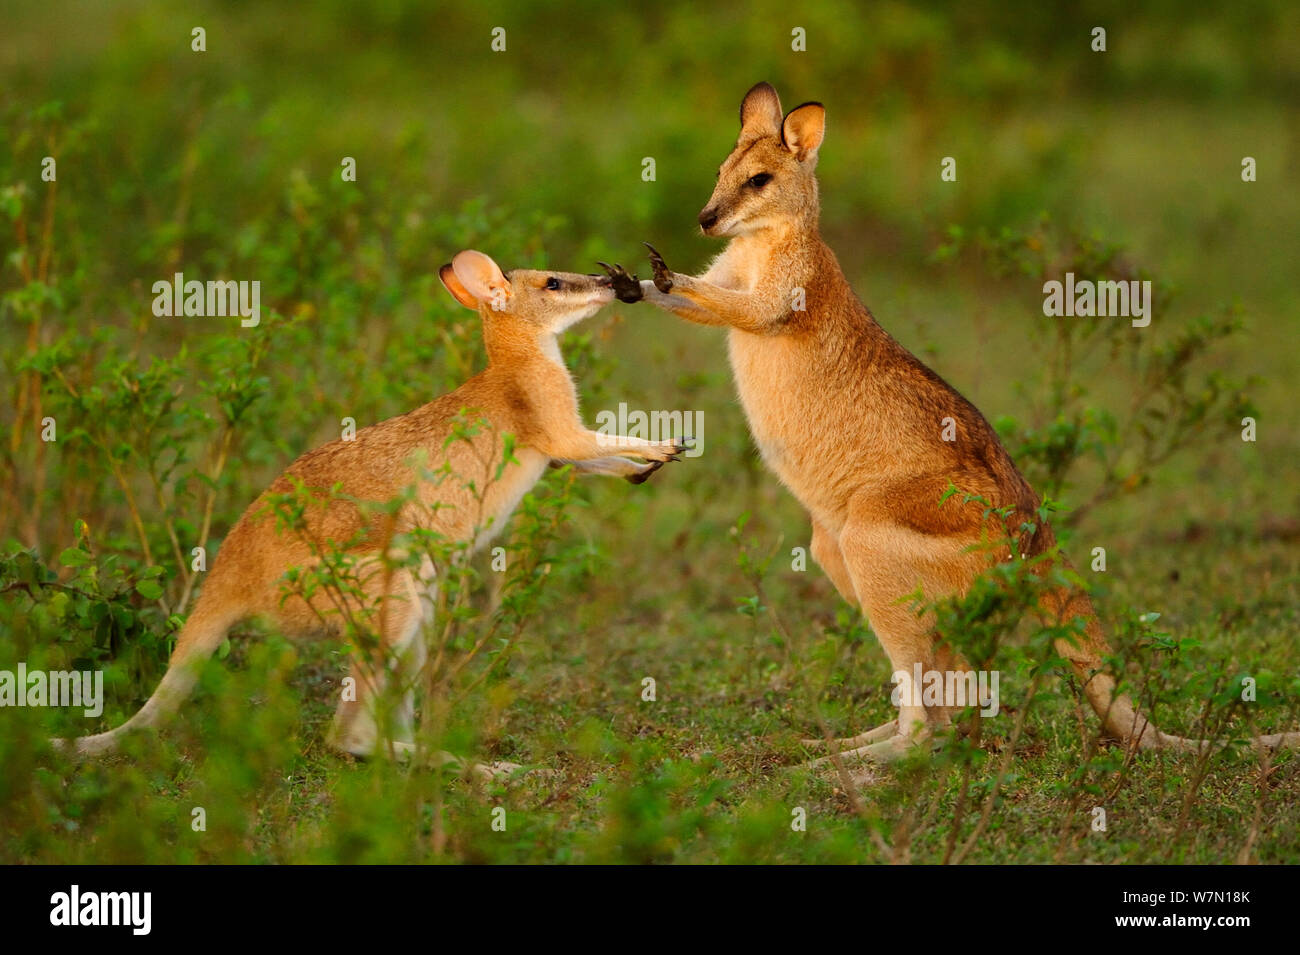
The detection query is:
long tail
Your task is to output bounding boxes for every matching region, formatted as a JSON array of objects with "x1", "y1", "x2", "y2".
[
  {"x1": 52, "y1": 600, "x2": 239, "y2": 757},
  {"x1": 1040, "y1": 581, "x2": 1300, "y2": 755}
]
